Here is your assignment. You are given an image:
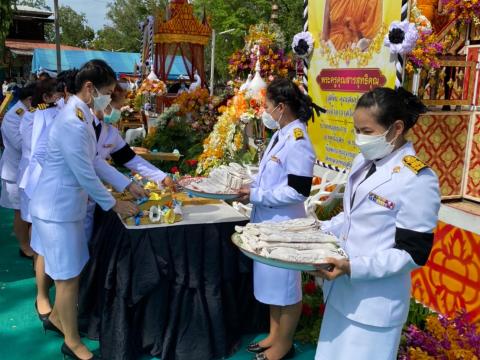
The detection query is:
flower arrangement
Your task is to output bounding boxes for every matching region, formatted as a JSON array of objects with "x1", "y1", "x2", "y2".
[
  {"x1": 172, "y1": 88, "x2": 218, "y2": 134},
  {"x1": 137, "y1": 78, "x2": 167, "y2": 96},
  {"x1": 120, "y1": 105, "x2": 135, "y2": 120},
  {"x1": 406, "y1": 29, "x2": 444, "y2": 73},
  {"x1": 442, "y1": 0, "x2": 480, "y2": 25},
  {"x1": 228, "y1": 23, "x2": 294, "y2": 79},
  {"x1": 173, "y1": 88, "x2": 211, "y2": 115},
  {"x1": 295, "y1": 275, "x2": 325, "y2": 344},
  {"x1": 398, "y1": 311, "x2": 480, "y2": 359},
  {"x1": 196, "y1": 89, "x2": 265, "y2": 175},
  {"x1": 404, "y1": 5, "x2": 445, "y2": 73}
]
